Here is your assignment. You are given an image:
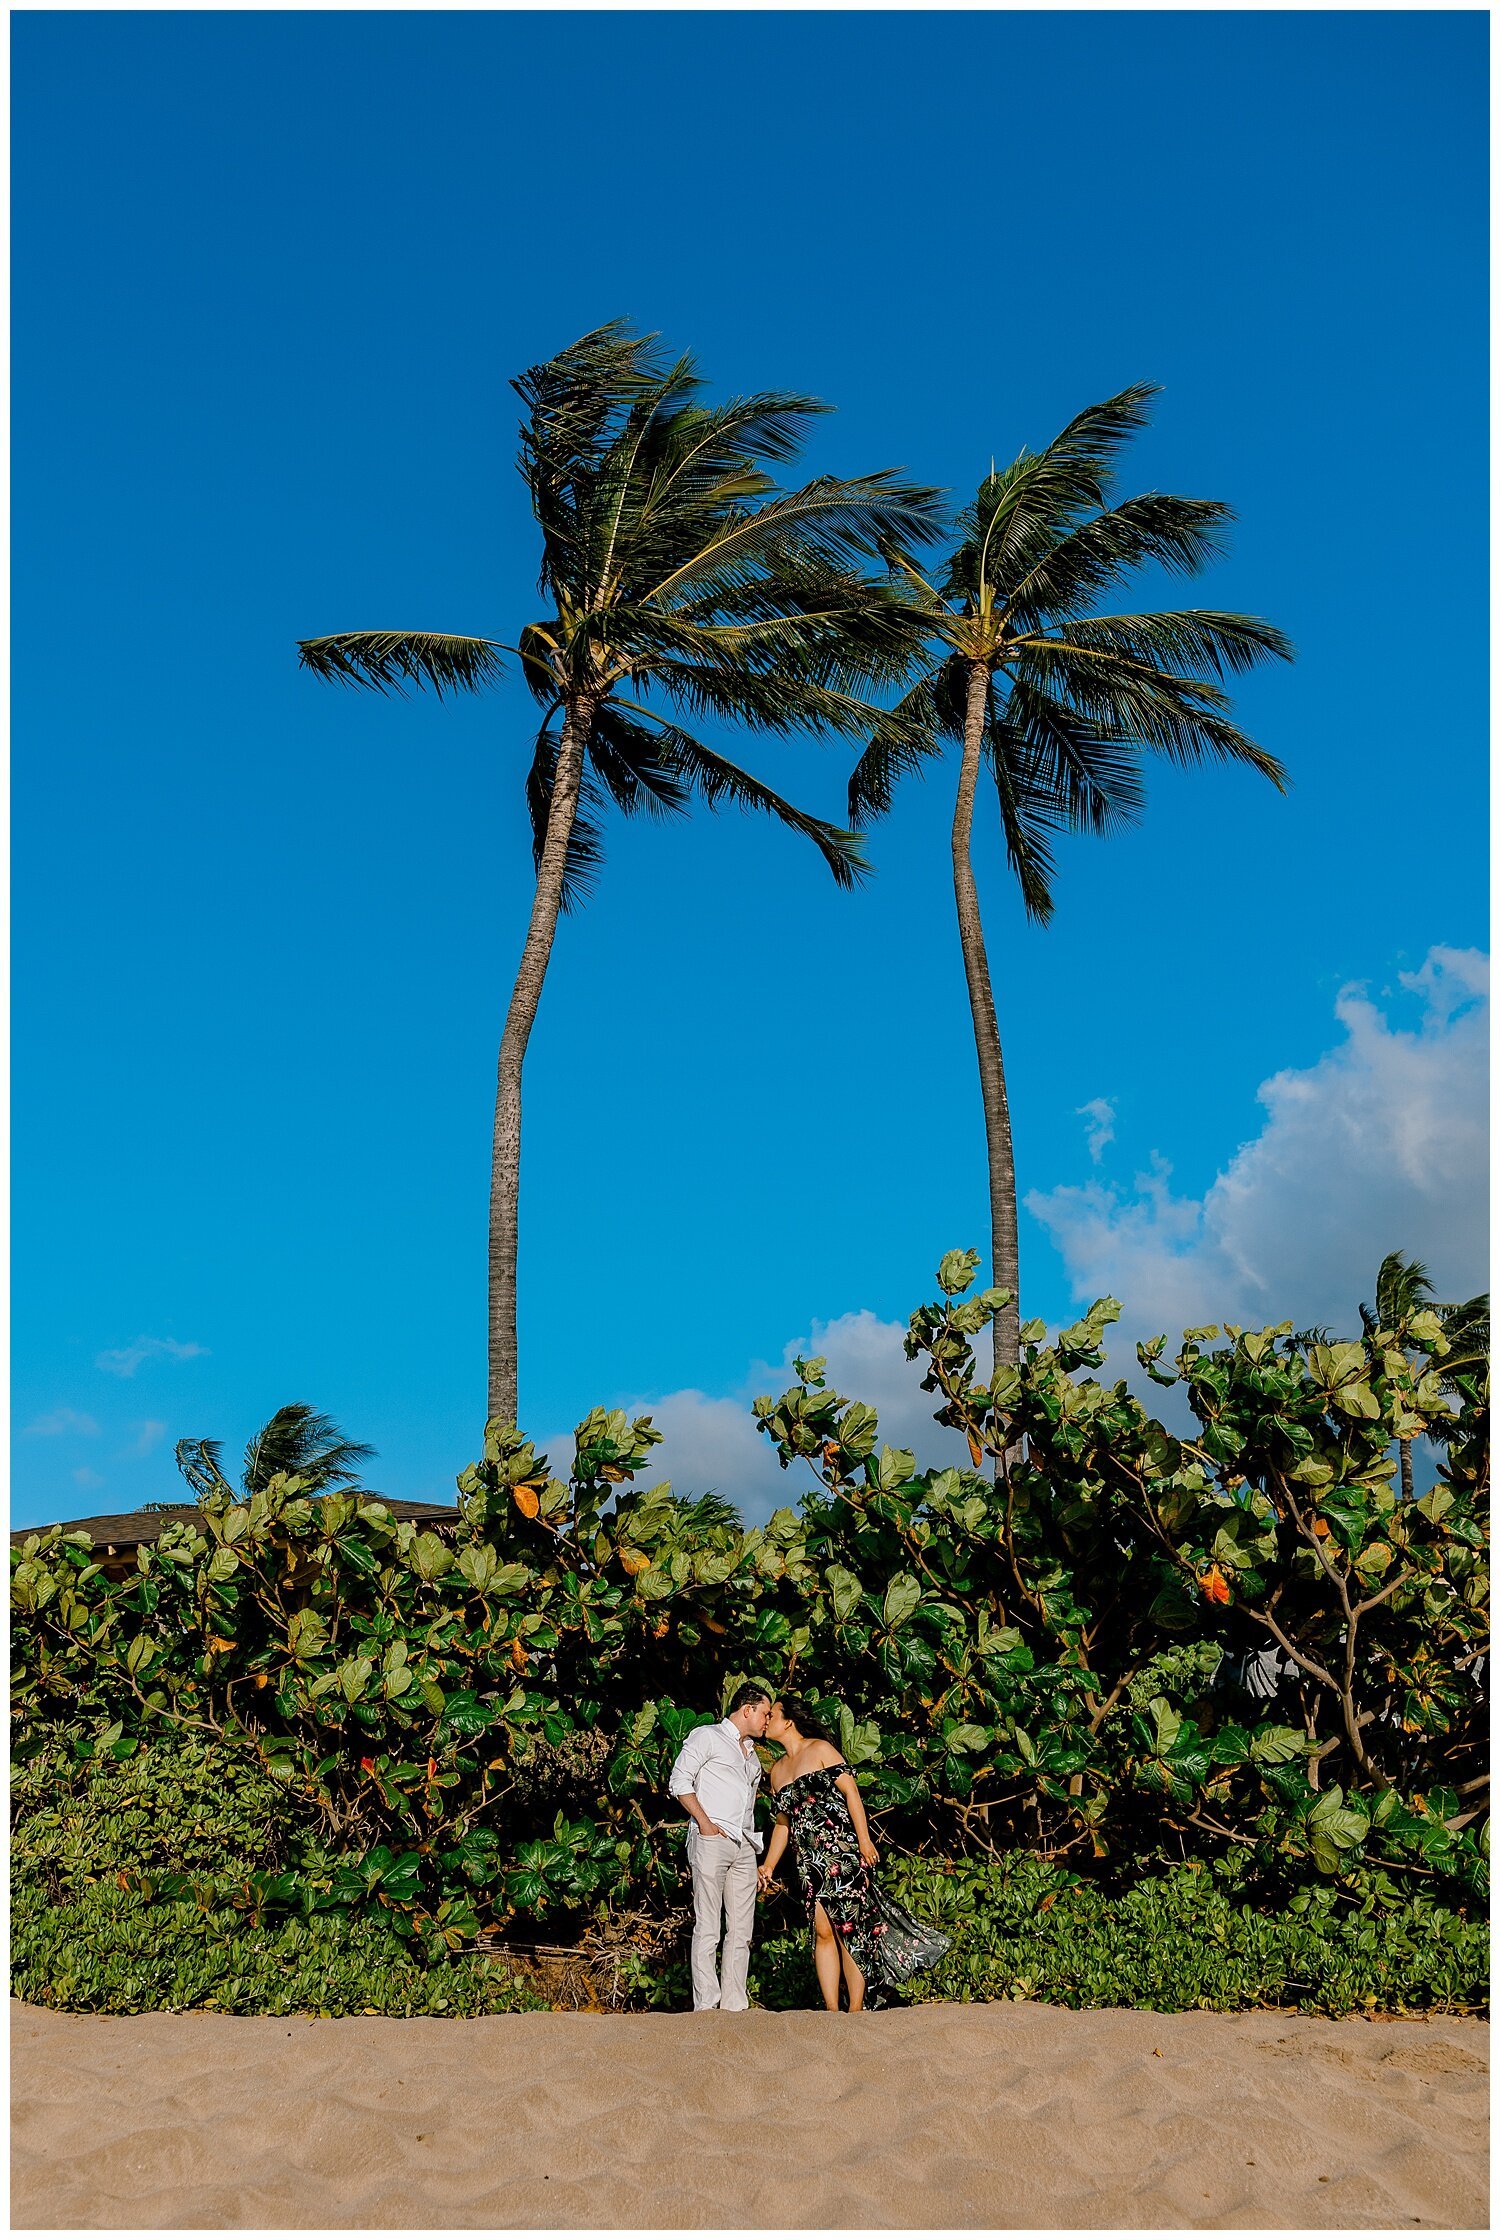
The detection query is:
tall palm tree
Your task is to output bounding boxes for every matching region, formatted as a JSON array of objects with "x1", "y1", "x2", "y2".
[
  {"x1": 175, "y1": 1403, "x2": 373, "y2": 1503},
  {"x1": 299, "y1": 323, "x2": 939, "y2": 1426},
  {"x1": 850, "y1": 387, "x2": 1292, "y2": 1365},
  {"x1": 1360, "y1": 1250, "x2": 1490, "y2": 1497}
]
